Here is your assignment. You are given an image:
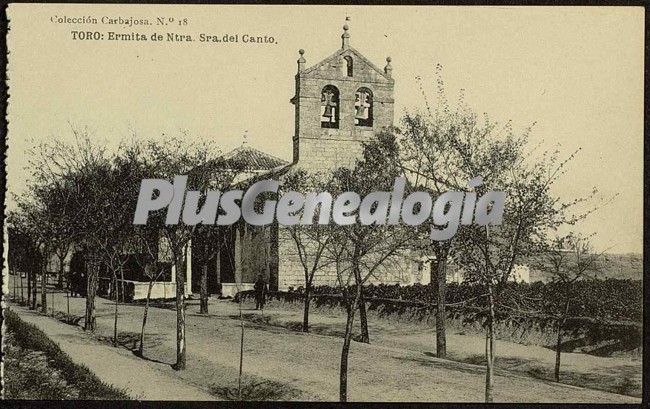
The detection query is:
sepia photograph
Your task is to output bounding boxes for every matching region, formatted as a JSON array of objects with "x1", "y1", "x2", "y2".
[{"x1": 2, "y1": 3, "x2": 645, "y2": 404}]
